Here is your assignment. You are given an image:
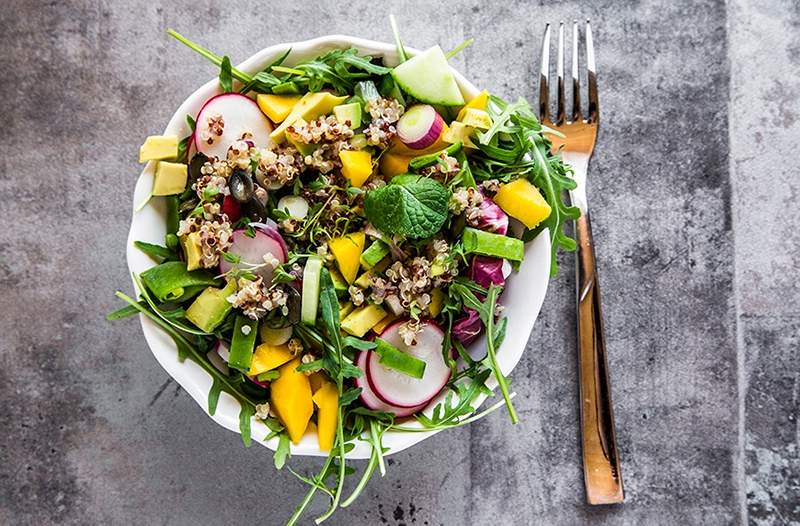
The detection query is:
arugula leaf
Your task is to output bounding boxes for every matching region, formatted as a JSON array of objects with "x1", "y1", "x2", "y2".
[
  {"x1": 274, "y1": 432, "x2": 291, "y2": 470},
  {"x1": 208, "y1": 378, "x2": 222, "y2": 416},
  {"x1": 239, "y1": 403, "x2": 255, "y2": 447},
  {"x1": 473, "y1": 95, "x2": 580, "y2": 275},
  {"x1": 134, "y1": 241, "x2": 177, "y2": 263},
  {"x1": 364, "y1": 175, "x2": 450, "y2": 239}
]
